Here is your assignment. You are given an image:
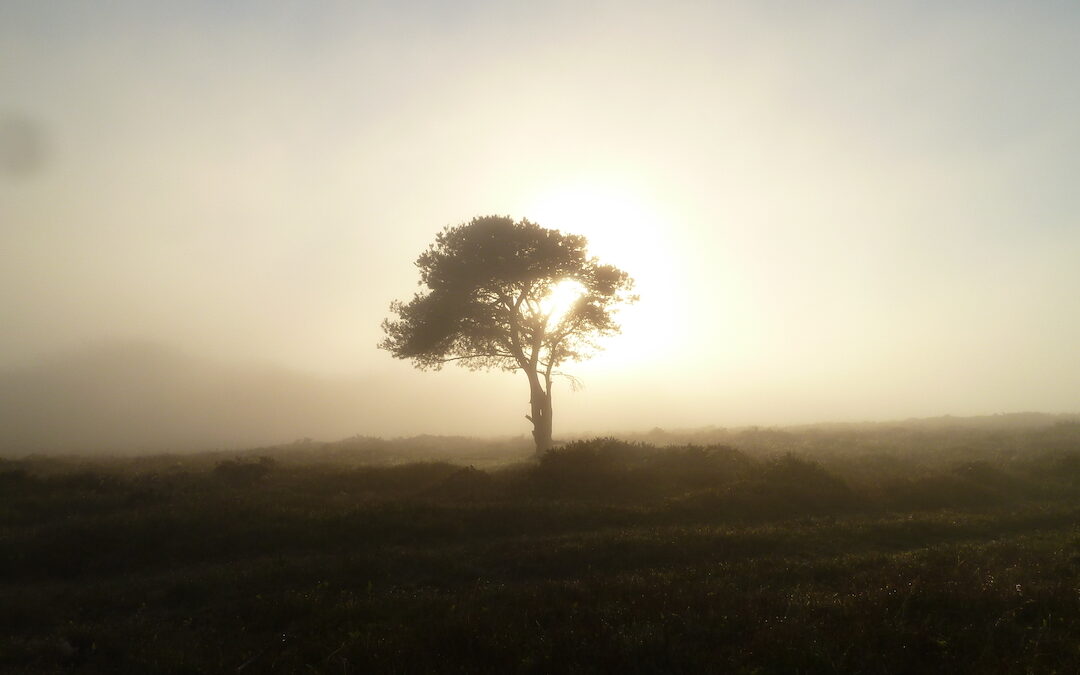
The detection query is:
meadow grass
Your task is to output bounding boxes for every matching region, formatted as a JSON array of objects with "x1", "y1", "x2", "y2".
[{"x1": 2, "y1": 428, "x2": 1080, "y2": 673}]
